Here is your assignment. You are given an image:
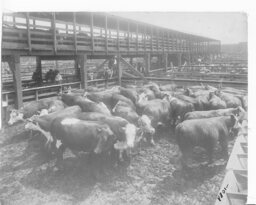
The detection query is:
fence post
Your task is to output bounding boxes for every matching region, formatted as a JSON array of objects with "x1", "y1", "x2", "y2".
[
  {"x1": 35, "y1": 90, "x2": 39, "y2": 101},
  {"x1": 117, "y1": 54, "x2": 122, "y2": 86}
]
